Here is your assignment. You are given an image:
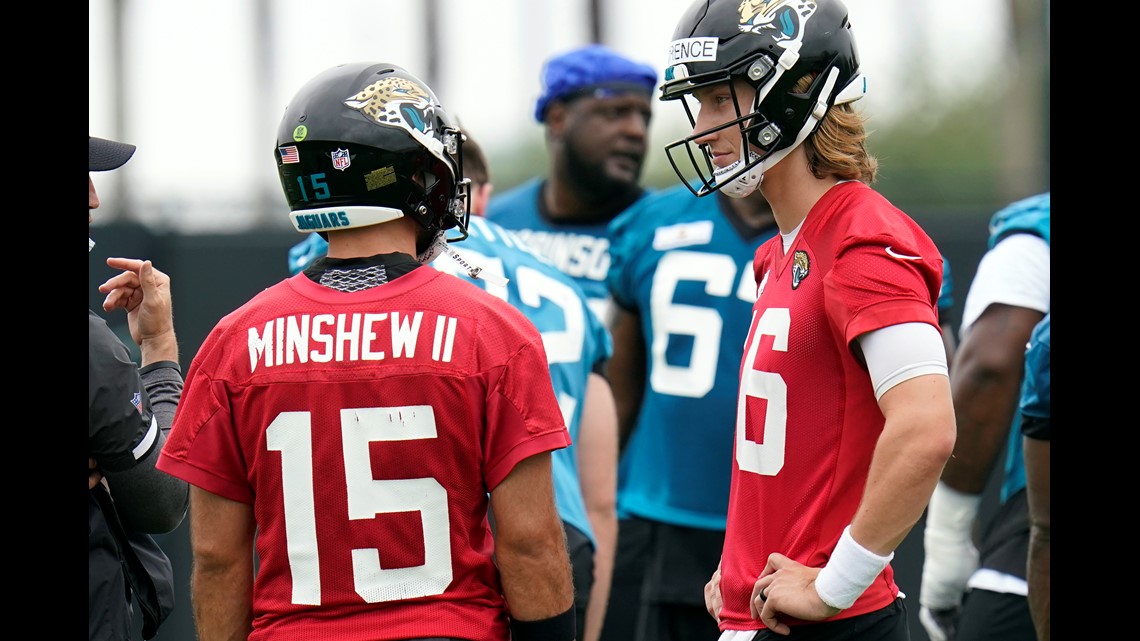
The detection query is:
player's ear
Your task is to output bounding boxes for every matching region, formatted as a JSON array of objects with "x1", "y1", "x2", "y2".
[
  {"x1": 472, "y1": 183, "x2": 494, "y2": 217},
  {"x1": 545, "y1": 102, "x2": 569, "y2": 137}
]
